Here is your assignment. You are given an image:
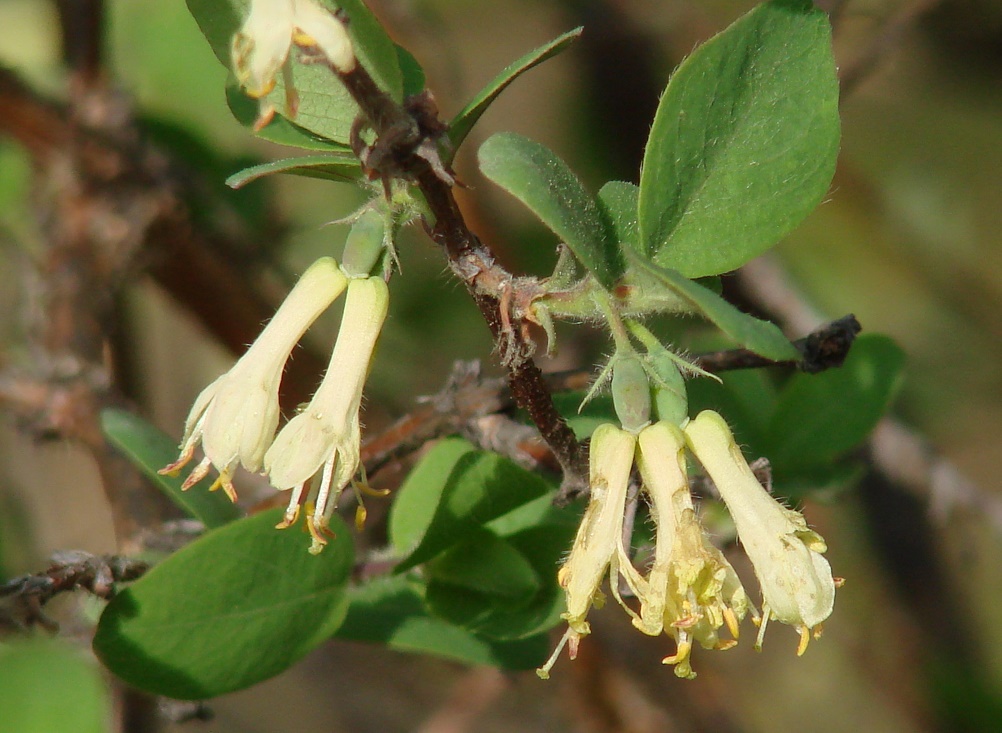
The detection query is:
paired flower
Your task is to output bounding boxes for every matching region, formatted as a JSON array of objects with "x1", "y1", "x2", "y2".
[
  {"x1": 160, "y1": 257, "x2": 347, "y2": 501},
  {"x1": 265, "y1": 276, "x2": 389, "y2": 554},
  {"x1": 162, "y1": 258, "x2": 388, "y2": 553},
  {"x1": 231, "y1": 0, "x2": 357, "y2": 127},
  {"x1": 542, "y1": 411, "x2": 837, "y2": 678}
]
